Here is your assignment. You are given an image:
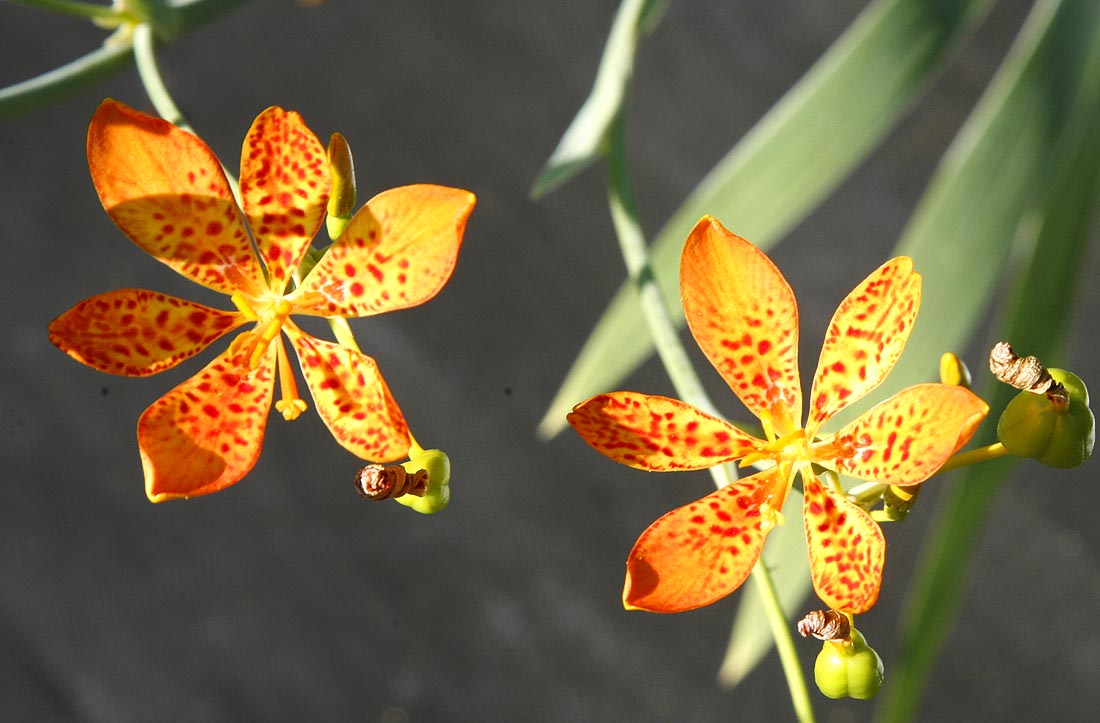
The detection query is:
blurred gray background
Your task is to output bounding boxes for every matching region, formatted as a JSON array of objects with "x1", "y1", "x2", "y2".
[{"x1": 2, "y1": 1, "x2": 1098, "y2": 721}]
